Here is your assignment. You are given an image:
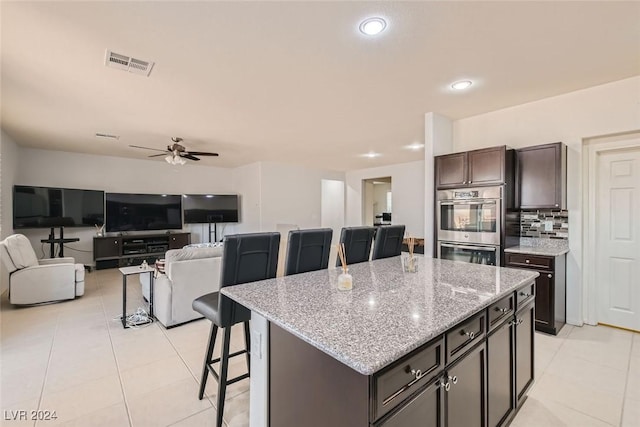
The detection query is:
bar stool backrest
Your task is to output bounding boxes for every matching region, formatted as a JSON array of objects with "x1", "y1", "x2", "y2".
[
  {"x1": 372, "y1": 225, "x2": 406, "y2": 260},
  {"x1": 218, "y1": 232, "x2": 280, "y2": 326},
  {"x1": 336, "y1": 226, "x2": 376, "y2": 267},
  {"x1": 284, "y1": 228, "x2": 333, "y2": 276}
]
